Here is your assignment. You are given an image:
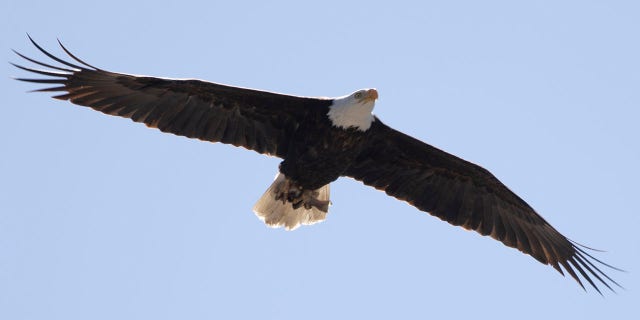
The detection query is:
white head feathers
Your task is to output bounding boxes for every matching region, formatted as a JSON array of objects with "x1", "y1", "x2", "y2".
[{"x1": 327, "y1": 88, "x2": 378, "y2": 131}]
